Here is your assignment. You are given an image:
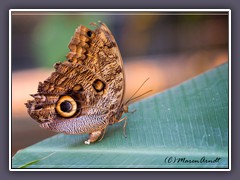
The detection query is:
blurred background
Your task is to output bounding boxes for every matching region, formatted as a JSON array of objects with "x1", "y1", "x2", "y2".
[{"x1": 11, "y1": 11, "x2": 229, "y2": 155}]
